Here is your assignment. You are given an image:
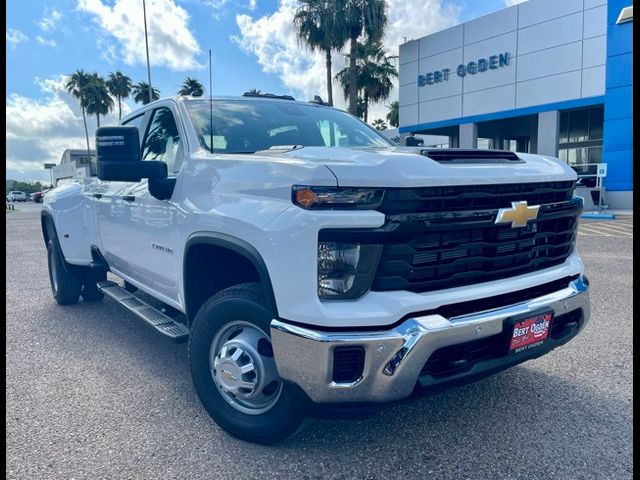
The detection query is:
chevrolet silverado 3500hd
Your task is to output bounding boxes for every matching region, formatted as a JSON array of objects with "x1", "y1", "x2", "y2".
[{"x1": 42, "y1": 94, "x2": 590, "y2": 444}]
